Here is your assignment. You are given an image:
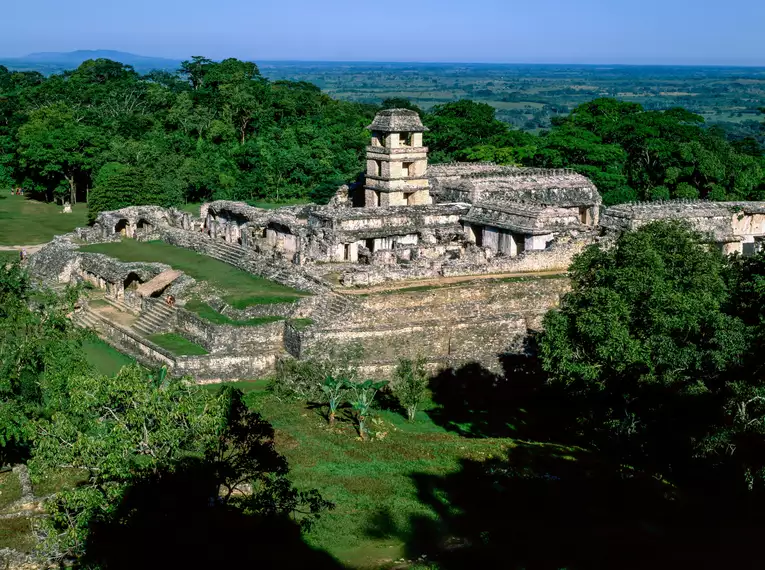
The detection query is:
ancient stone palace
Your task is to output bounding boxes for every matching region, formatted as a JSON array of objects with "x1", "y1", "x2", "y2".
[{"x1": 27, "y1": 109, "x2": 765, "y2": 381}]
